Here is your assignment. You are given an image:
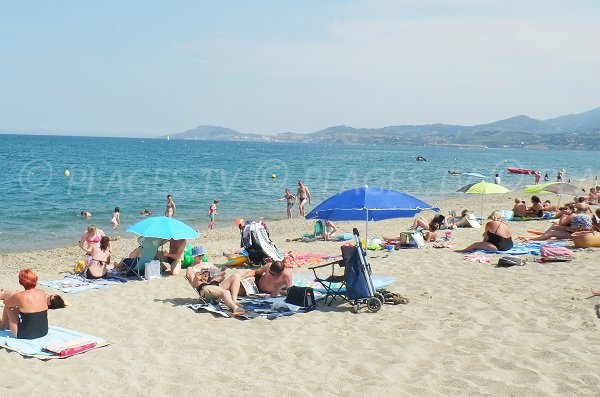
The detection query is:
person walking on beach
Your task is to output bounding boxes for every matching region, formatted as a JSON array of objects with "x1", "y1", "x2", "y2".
[
  {"x1": 534, "y1": 171, "x2": 541, "y2": 185},
  {"x1": 165, "y1": 195, "x2": 176, "y2": 218},
  {"x1": 278, "y1": 189, "x2": 296, "y2": 219},
  {"x1": 557, "y1": 170, "x2": 564, "y2": 182},
  {"x1": 297, "y1": 180, "x2": 311, "y2": 217},
  {"x1": 111, "y1": 207, "x2": 120, "y2": 229},
  {"x1": 208, "y1": 200, "x2": 219, "y2": 230}
]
